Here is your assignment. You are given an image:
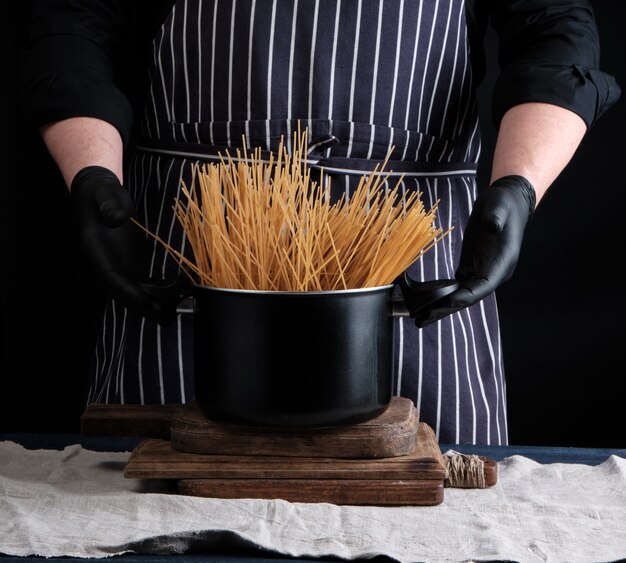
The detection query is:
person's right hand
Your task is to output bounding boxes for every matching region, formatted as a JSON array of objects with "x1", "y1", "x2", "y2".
[{"x1": 71, "y1": 165, "x2": 176, "y2": 325}]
